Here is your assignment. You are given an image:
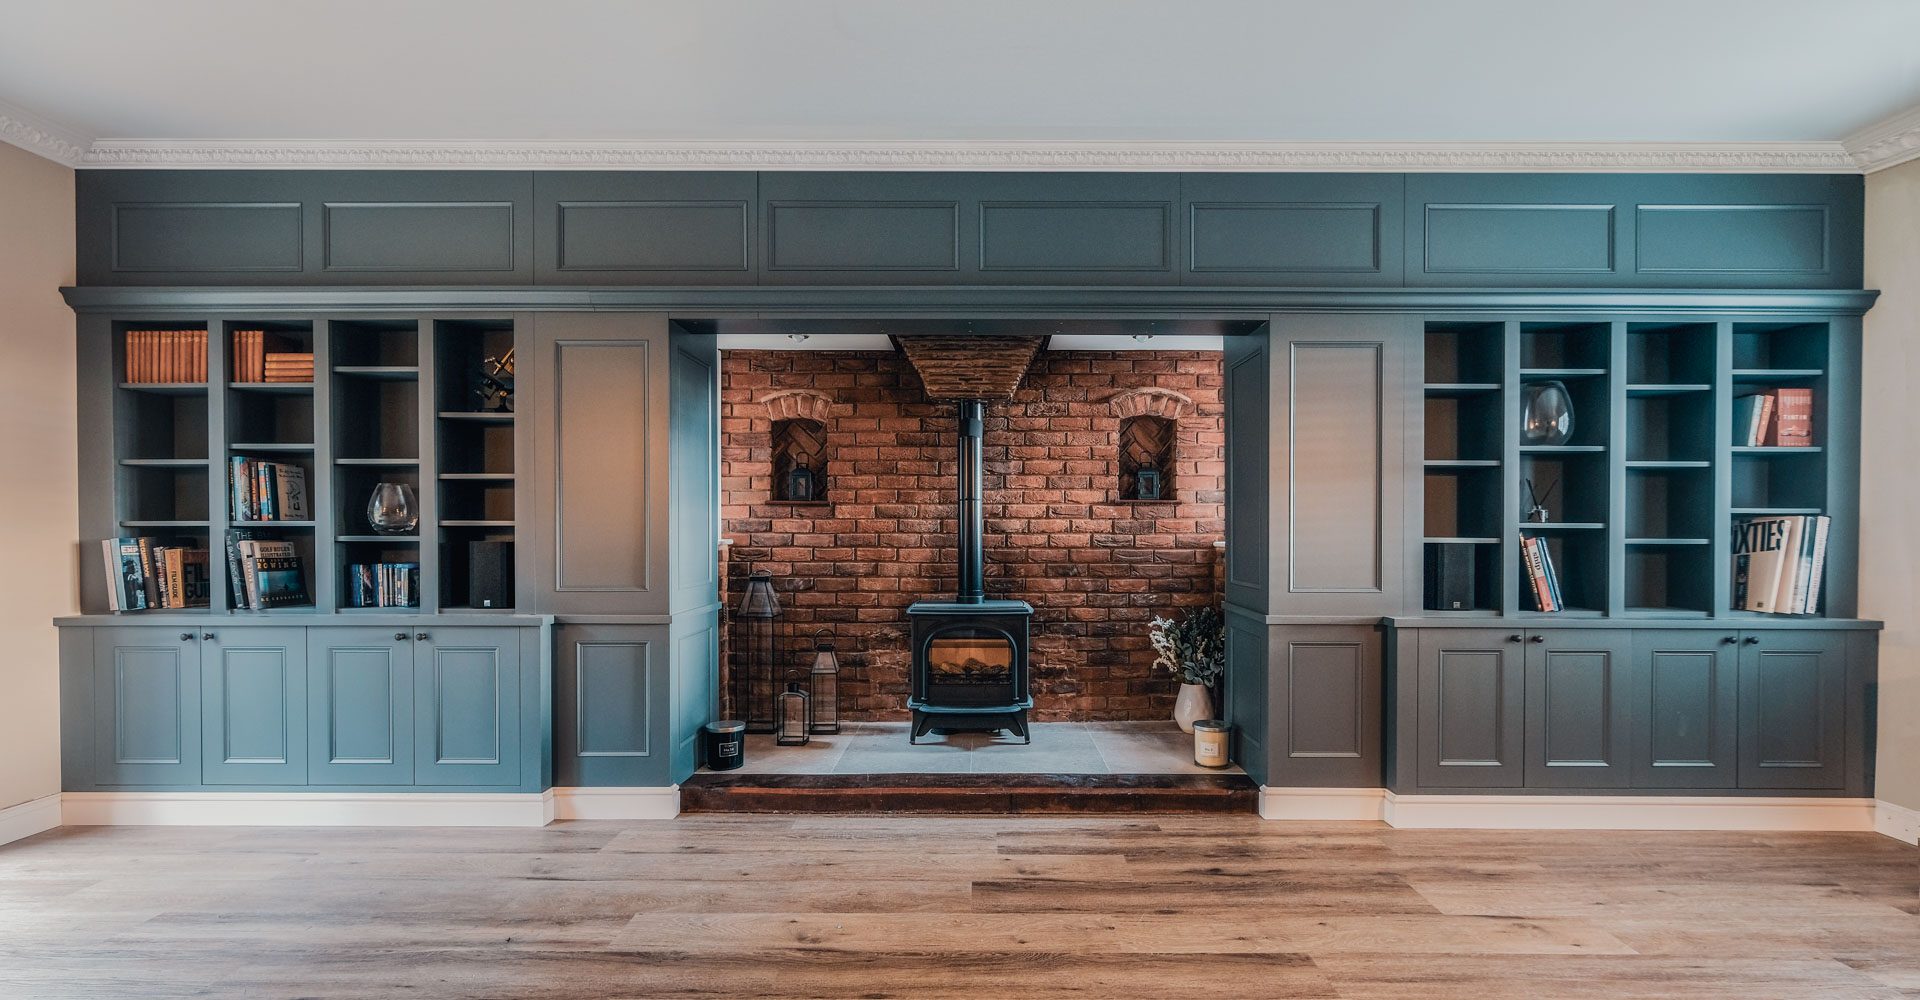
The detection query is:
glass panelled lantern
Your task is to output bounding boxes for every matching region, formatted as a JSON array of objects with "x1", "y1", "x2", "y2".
[
  {"x1": 734, "y1": 569, "x2": 782, "y2": 733},
  {"x1": 1134, "y1": 466, "x2": 1163, "y2": 501},
  {"x1": 776, "y1": 676, "x2": 811, "y2": 746},
  {"x1": 808, "y1": 632, "x2": 840, "y2": 734}
]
